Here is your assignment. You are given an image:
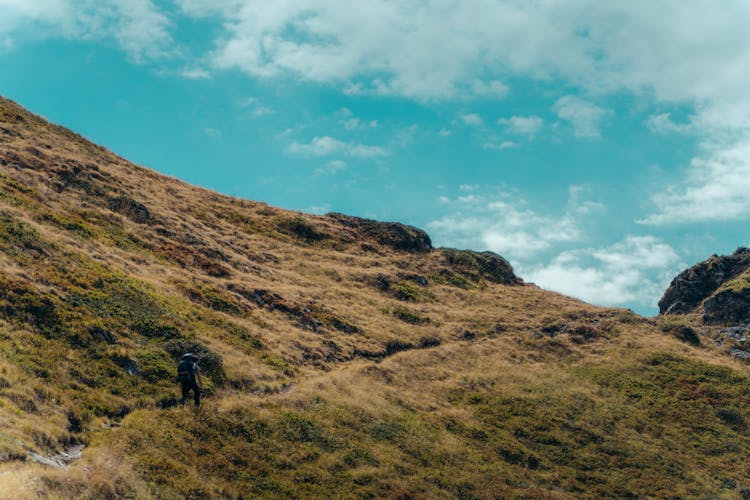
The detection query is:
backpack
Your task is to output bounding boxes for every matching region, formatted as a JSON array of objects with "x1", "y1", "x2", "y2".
[{"x1": 176, "y1": 358, "x2": 195, "y2": 383}]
